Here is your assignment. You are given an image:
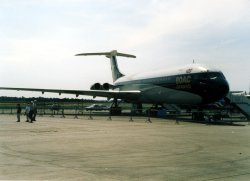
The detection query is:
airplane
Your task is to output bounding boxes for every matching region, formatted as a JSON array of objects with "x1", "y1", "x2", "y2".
[{"x1": 0, "y1": 50, "x2": 229, "y2": 114}]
